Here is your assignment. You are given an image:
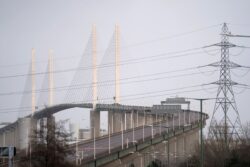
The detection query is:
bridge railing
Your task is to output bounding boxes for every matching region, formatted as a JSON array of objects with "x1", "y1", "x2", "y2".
[{"x1": 80, "y1": 121, "x2": 201, "y2": 165}]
